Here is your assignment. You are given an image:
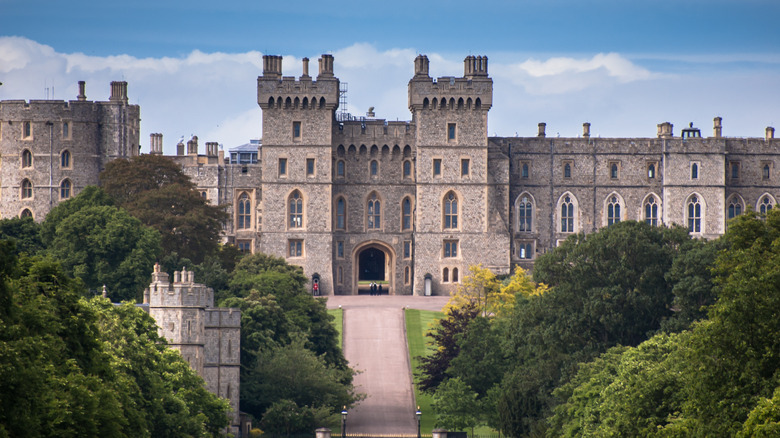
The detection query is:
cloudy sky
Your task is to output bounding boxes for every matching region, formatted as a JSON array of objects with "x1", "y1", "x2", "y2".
[{"x1": 1, "y1": 0, "x2": 779, "y2": 154}]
